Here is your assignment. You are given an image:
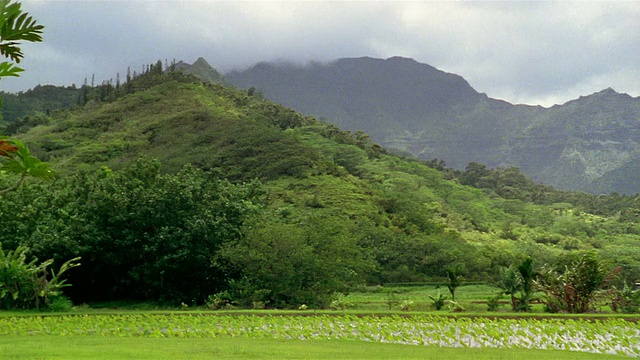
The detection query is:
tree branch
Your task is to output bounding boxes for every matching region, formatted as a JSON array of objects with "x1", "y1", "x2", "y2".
[{"x1": 0, "y1": 171, "x2": 26, "y2": 195}]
